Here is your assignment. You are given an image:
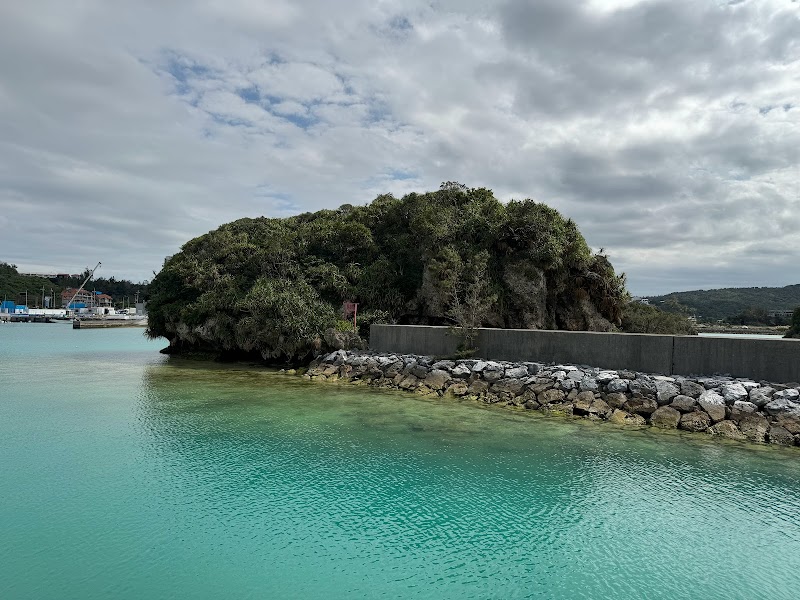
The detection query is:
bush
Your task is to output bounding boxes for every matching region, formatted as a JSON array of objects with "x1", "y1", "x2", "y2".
[{"x1": 620, "y1": 302, "x2": 697, "y2": 335}]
